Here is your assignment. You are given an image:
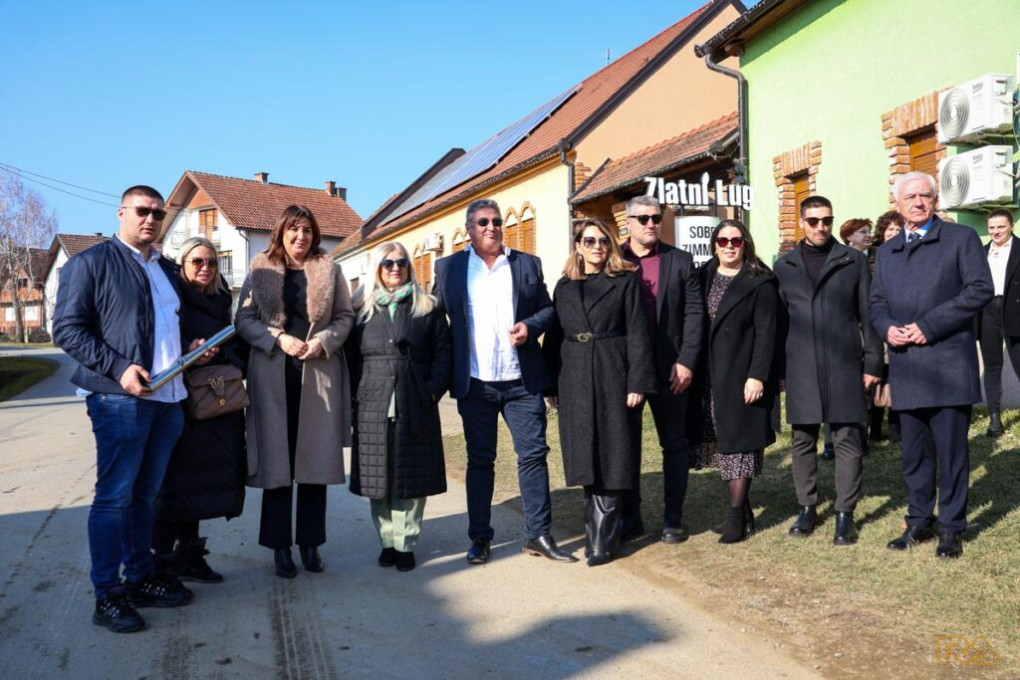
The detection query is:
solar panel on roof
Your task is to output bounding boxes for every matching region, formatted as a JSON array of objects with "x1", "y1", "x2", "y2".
[{"x1": 383, "y1": 85, "x2": 578, "y2": 223}]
